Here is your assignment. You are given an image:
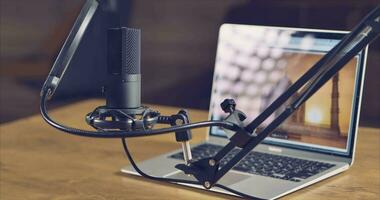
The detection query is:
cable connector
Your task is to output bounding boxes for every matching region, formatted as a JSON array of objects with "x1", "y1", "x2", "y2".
[{"x1": 40, "y1": 76, "x2": 60, "y2": 99}]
